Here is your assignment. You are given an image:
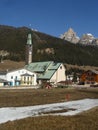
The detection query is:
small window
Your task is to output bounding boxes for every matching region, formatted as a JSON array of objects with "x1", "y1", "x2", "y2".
[
  {"x1": 28, "y1": 76, "x2": 29, "y2": 80},
  {"x1": 11, "y1": 76, "x2": 13, "y2": 79},
  {"x1": 60, "y1": 66, "x2": 62, "y2": 69},
  {"x1": 24, "y1": 77, "x2": 26, "y2": 81}
]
